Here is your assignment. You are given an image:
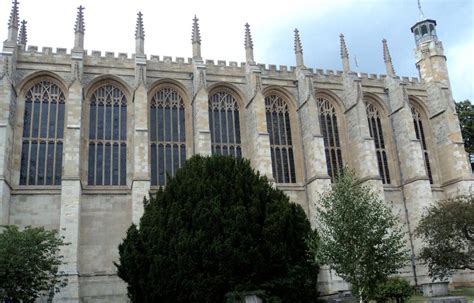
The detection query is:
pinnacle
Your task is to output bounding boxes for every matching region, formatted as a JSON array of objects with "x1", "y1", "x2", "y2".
[
  {"x1": 382, "y1": 39, "x2": 392, "y2": 63},
  {"x1": 18, "y1": 19, "x2": 27, "y2": 45},
  {"x1": 382, "y1": 38, "x2": 396, "y2": 76},
  {"x1": 192, "y1": 15, "x2": 201, "y2": 44},
  {"x1": 75, "y1": 5, "x2": 85, "y2": 34},
  {"x1": 135, "y1": 11, "x2": 145, "y2": 39},
  {"x1": 340, "y1": 33, "x2": 349, "y2": 59},
  {"x1": 8, "y1": 0, "x2": 19, "y2": 30},
  {"x1": 244, "y1": 23, "x2": 253, "y2": 49},
  {"x1": 294, "y1": 28, "x2": 303, "y2": 54}
]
